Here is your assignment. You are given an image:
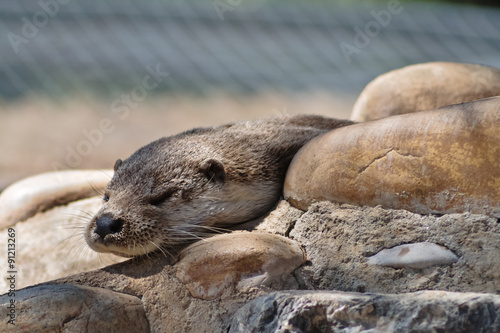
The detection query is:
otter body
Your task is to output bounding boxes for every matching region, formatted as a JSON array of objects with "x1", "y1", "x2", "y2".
[{"x1": 85, "y1": 115, "x2": 353, "y2": 257}]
